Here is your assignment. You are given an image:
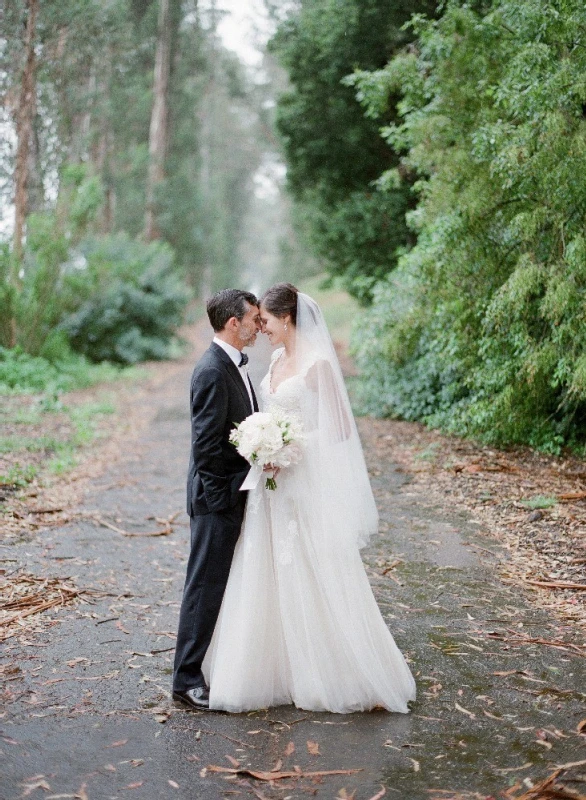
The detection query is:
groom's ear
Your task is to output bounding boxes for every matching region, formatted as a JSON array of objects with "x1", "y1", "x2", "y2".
[{"x1": 225, "y1": 316, "x2": 239, "y2": 331}]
